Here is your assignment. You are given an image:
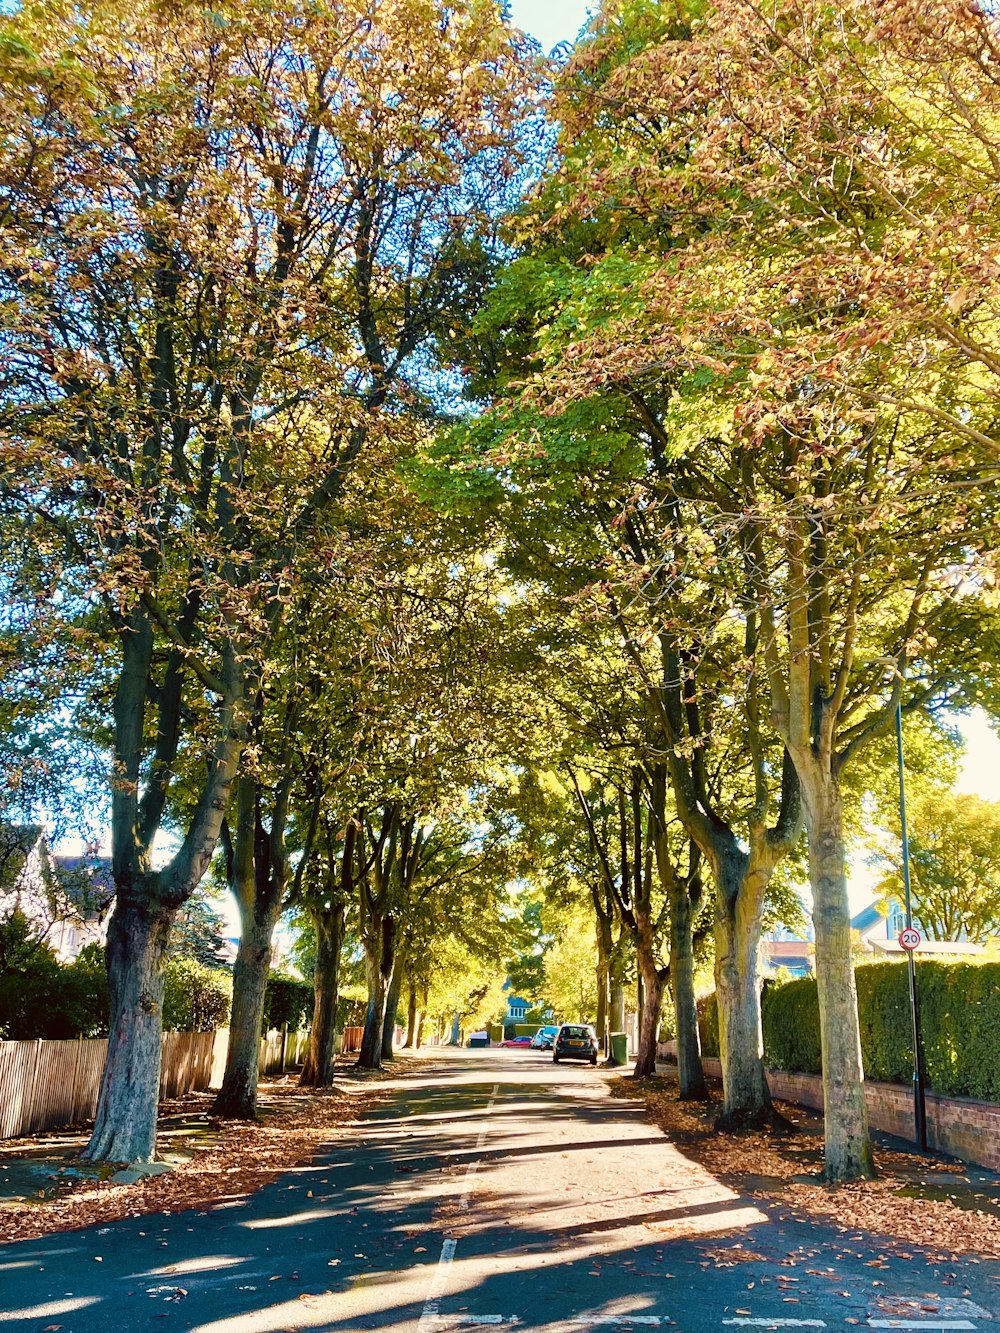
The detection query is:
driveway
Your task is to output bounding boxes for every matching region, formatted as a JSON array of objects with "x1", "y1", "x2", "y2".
[{"x1": 0, "y1": 1047, "x2": 996, "y2": 1333}]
